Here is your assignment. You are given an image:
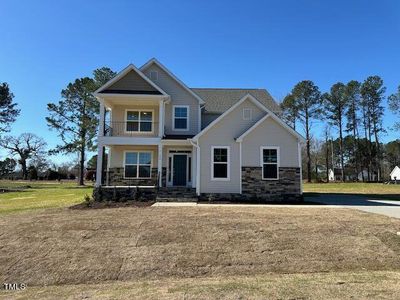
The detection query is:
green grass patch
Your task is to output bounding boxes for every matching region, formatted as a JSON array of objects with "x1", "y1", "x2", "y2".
[
  {"x1": 0, "y1": 180, "x2": 93, "y2": 214},
  {"x1": 304, "y1": 182, "x2": 400, "y2": 200}
]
